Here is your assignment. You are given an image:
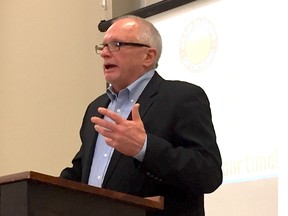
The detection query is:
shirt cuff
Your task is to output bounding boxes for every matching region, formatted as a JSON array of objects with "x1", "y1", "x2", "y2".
[{"x1": 134, "y1": 135, "x2": 147, "y2": 162}]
